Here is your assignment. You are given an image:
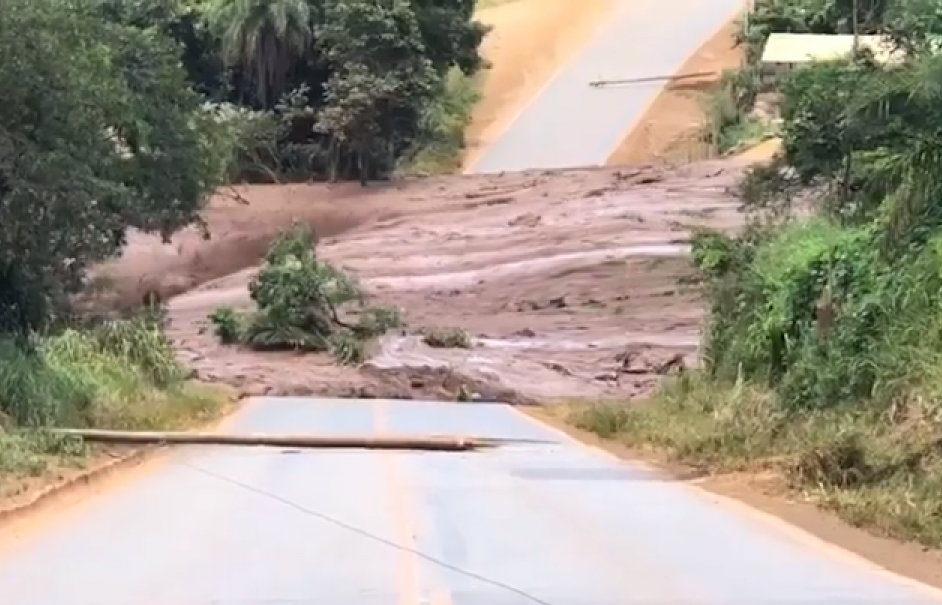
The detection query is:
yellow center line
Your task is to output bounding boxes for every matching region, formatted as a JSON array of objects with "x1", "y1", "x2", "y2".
[{"x1": 375, "y1": 401, "x2": 423, "y2": 605}]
